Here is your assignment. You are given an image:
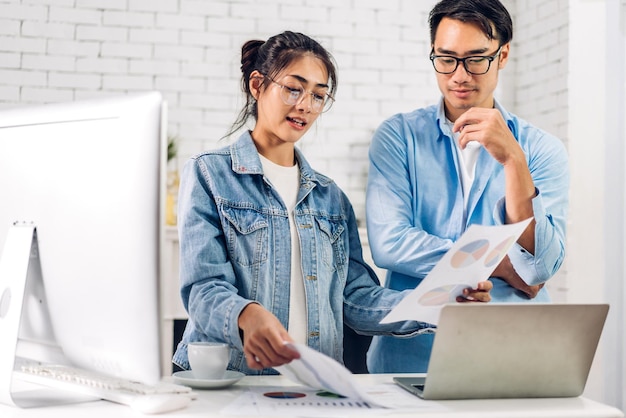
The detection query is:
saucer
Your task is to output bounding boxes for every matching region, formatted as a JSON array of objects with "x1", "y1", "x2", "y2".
[{"x1": 172, "y1": 370, "x2": 245, "y2": 389}]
